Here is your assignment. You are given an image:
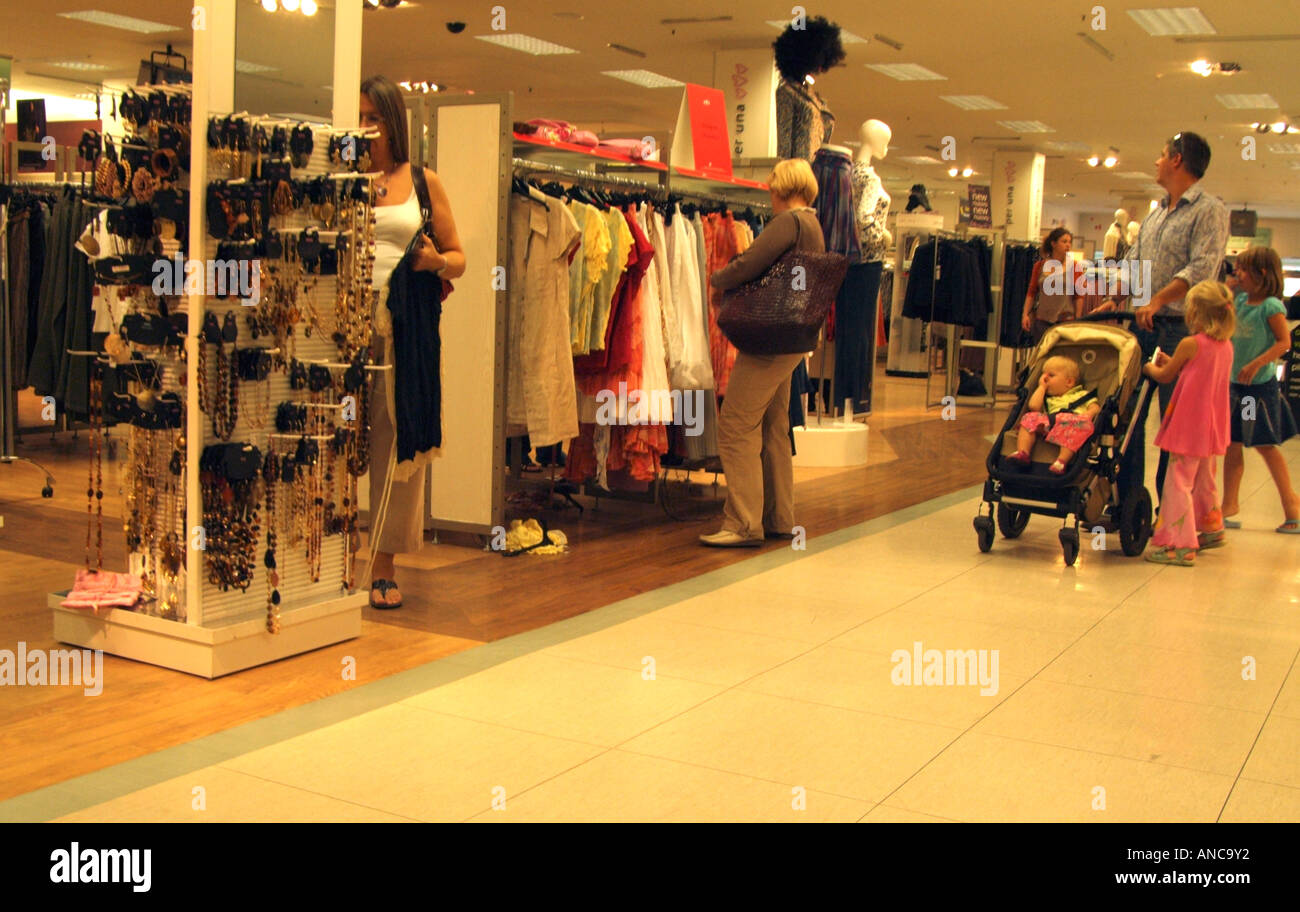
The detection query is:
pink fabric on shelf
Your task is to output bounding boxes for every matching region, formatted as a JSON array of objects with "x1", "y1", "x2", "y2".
[
  {"x1": 597, "y1": 138, "x2": 656, "y2": 160},
  {"x1": 569, "y1": 130, "x2": 599, "y2": 146},
  {"x1": 60, "y1": 570, "x2": 144, "y2": 610}
]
